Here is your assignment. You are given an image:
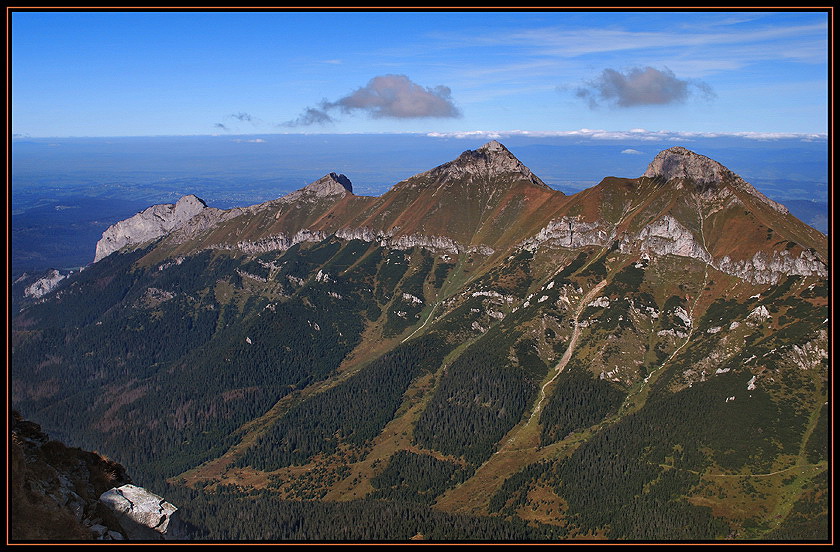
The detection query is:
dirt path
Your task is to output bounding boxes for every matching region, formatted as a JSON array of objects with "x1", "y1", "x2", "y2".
[
  {"x1": 528, "y1": 278, "x2": 609, "y2": 424},
  {"x1": 434, "y1": 279, "x2": 608, "y2": 515}
]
